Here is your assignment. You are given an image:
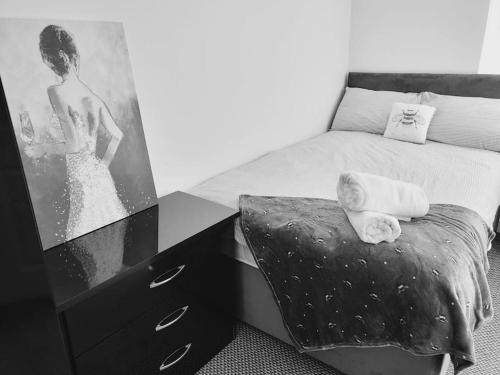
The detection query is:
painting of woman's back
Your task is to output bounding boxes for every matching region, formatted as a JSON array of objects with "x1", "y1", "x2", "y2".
[{"x1": 0, "y1": 18, "x2": 157, "y2": 250}]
